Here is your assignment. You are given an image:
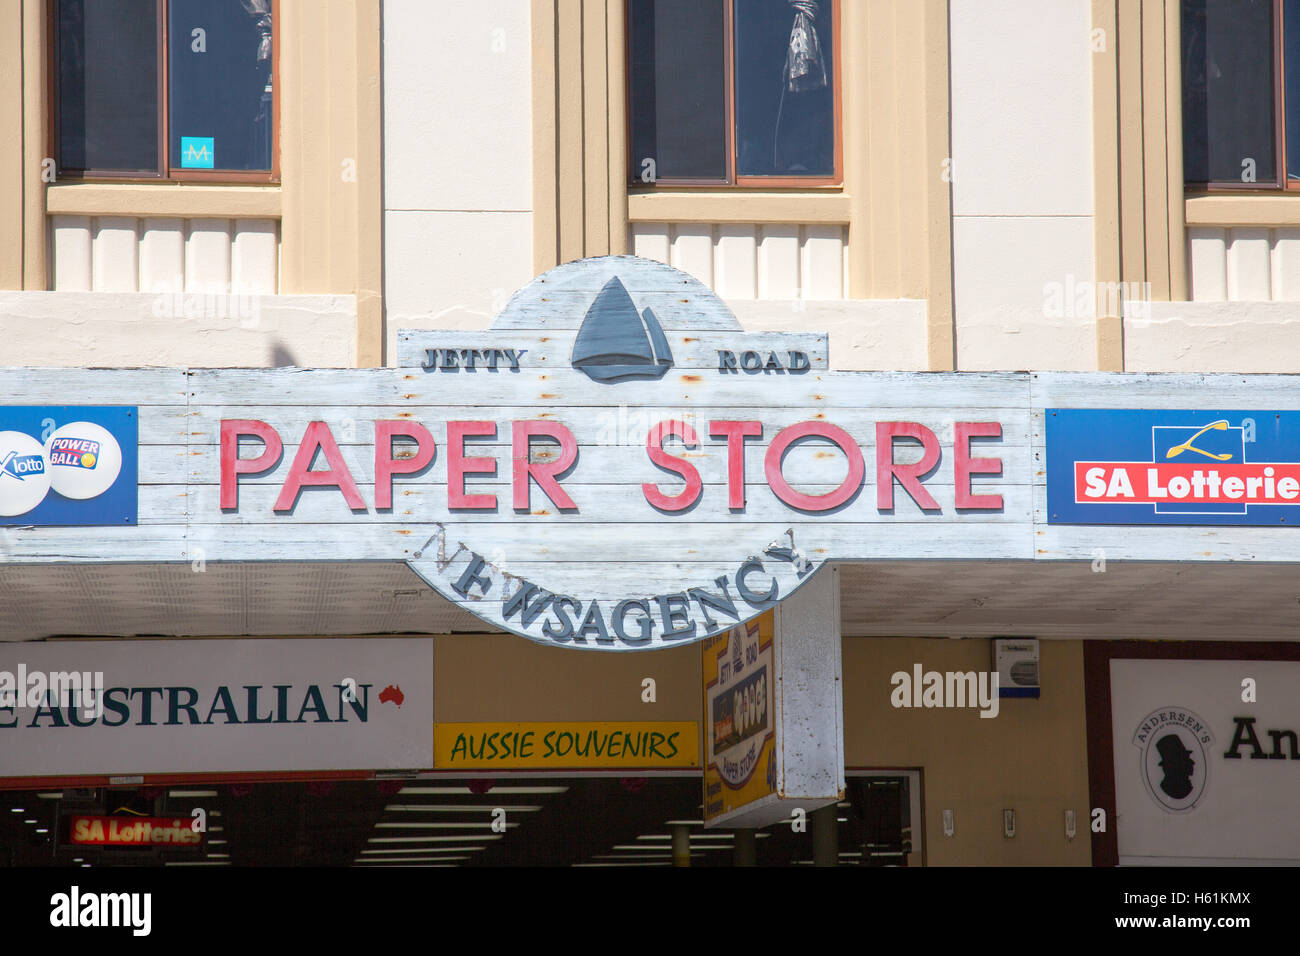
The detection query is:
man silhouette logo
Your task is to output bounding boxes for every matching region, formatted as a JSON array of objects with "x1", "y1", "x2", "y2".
[
  {"x1": 1155, "y1": 733, "x2": 1195, "y2": 800},
  {"x1": 1132, "y1": 708, "x2": 1212, "y2": 813}
]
